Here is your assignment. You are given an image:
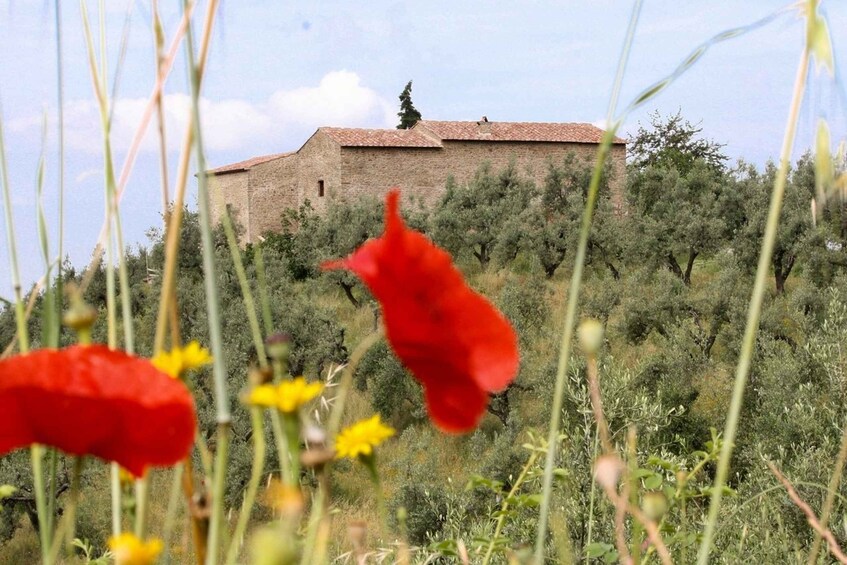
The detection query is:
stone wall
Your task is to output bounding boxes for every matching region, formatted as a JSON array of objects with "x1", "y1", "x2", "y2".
[
  {"x1": 208, "y1": 170, "x2": 249, "y2": 237},
  {"x1": 338, "y1": 140, "x2": 627, "y2": 208},
  {"x1": 295, "y1": 131, "x2": 342, "y2": 215},
  {"x1": 213, "y1": 134, "x2": 626, "y2": 245},
  {"x1": 246, "y1": 154, "x2": 297, "y2": 239}
]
